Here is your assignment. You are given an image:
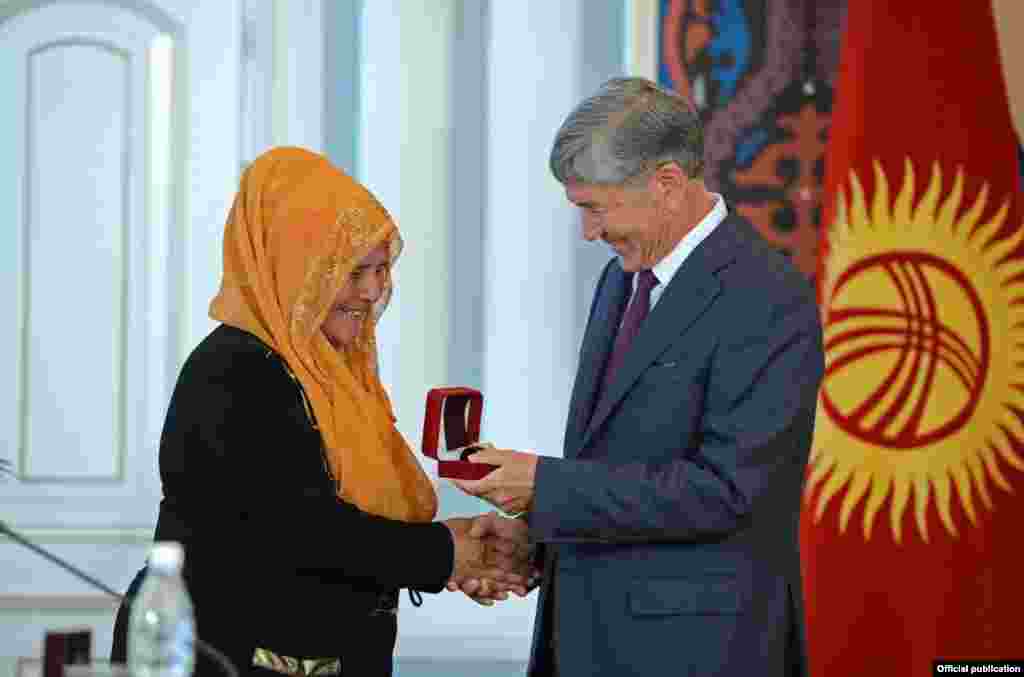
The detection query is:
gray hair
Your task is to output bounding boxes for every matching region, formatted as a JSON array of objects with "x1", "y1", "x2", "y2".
[{"x1": 549, "y1": 77, "x2": 704, "y2": 185}]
